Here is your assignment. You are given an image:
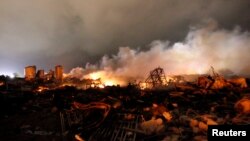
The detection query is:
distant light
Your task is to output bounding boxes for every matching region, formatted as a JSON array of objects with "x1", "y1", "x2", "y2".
[{"x1": 0, "y1": 72, "x2": 14, "y2": 78}]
